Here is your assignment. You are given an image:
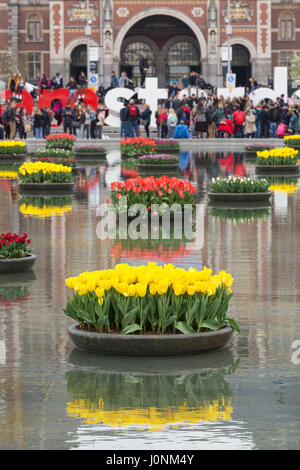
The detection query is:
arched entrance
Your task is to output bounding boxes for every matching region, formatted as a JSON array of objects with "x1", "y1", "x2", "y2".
[
  {"x1": 70, "y1": 45, "x2": 87, "y2": 81},
  {"x1": 116, "y1": 9, "x2": 206, "y2": 87},
  {"x1": 231, "y1": 45, "x2": 251, "y2": 86}
]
